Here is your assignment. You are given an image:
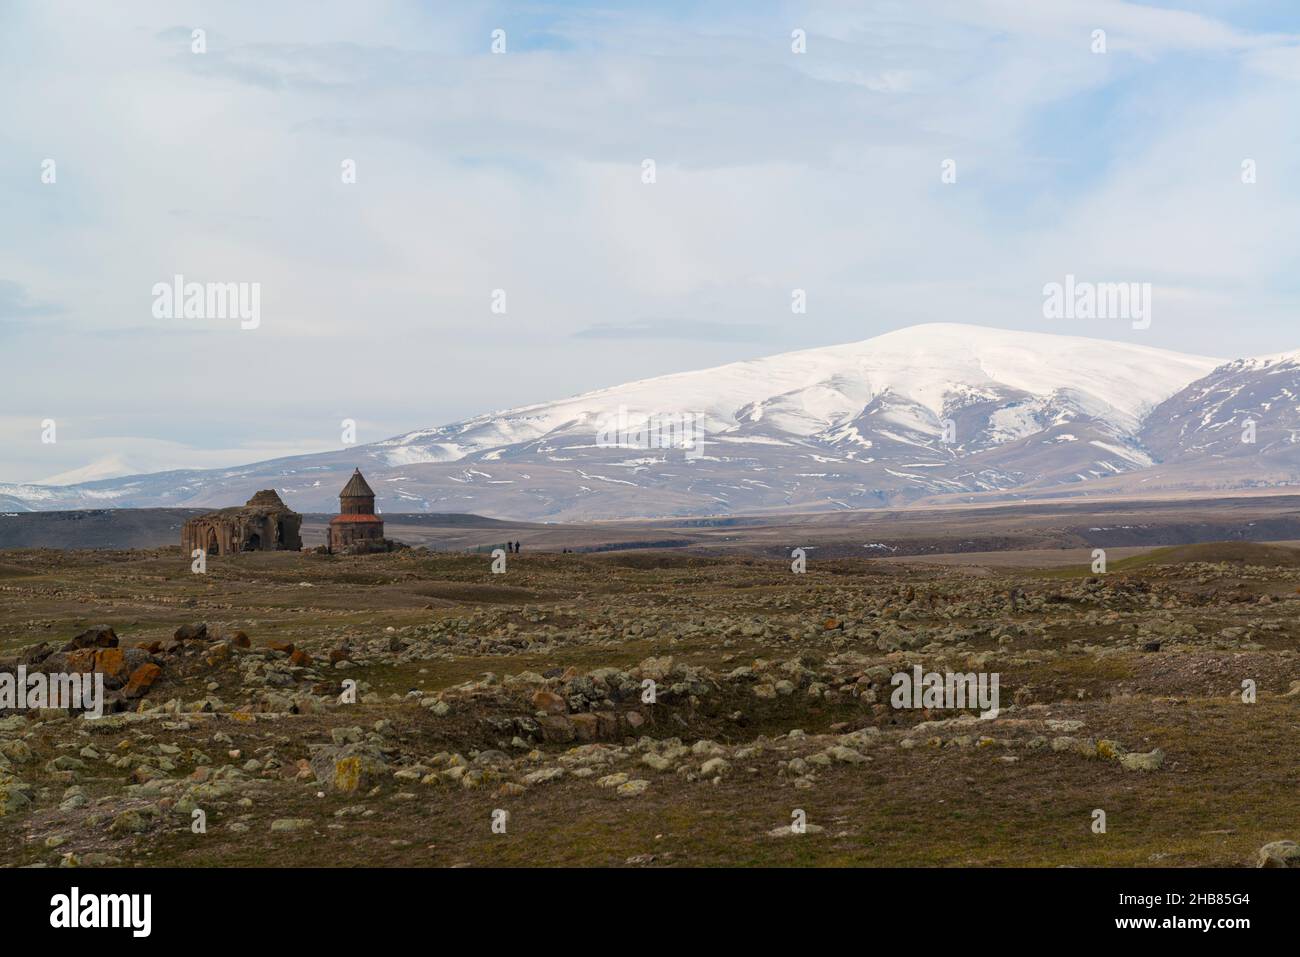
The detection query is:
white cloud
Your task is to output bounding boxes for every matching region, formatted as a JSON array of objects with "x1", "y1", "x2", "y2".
[{"x1": 2, "y1": 0, "x2": 1298, "y2": 483}]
